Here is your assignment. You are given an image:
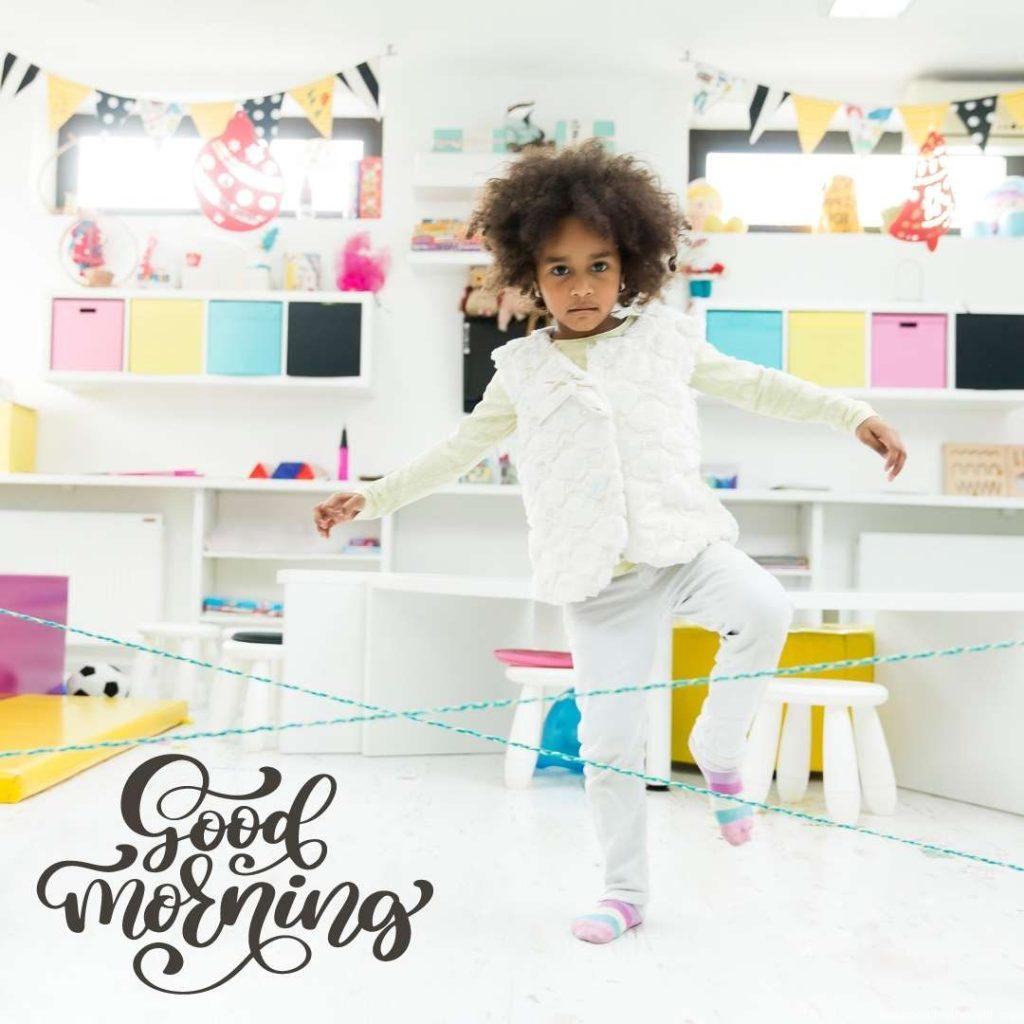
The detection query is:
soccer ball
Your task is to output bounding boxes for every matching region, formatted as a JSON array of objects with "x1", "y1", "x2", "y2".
[{"x1": 66, "y1": 662, "x2": 131, "y2": 698}]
